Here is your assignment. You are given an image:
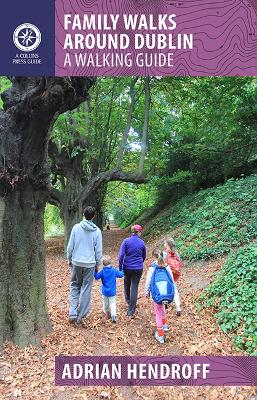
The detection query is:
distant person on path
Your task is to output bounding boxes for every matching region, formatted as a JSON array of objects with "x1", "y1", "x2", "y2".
[
  {"x1": 163, "y1": 238, "x2": 182, "y2": 316},
  {"x1": 94, "y1": 255, "x2": 124, "y2": 323},
  {"x1": 67, "y1": 206, "x2": 102, "y2": 324},
  {"x1": 118, "y1": 224, "x2": 146, "y2": 318},
  {"x1": 145, "y1": 249, "x2": 175, "y2": 344}
]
